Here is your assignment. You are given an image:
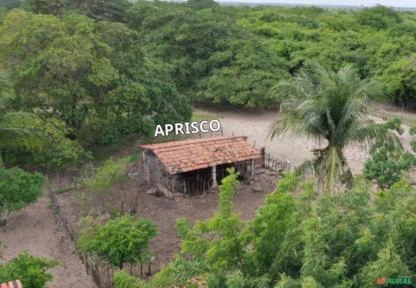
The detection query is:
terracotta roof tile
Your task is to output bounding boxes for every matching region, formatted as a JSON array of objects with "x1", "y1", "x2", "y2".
[{"x1": 140, "y1": 136, "x2": 261, "y2": 174}]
